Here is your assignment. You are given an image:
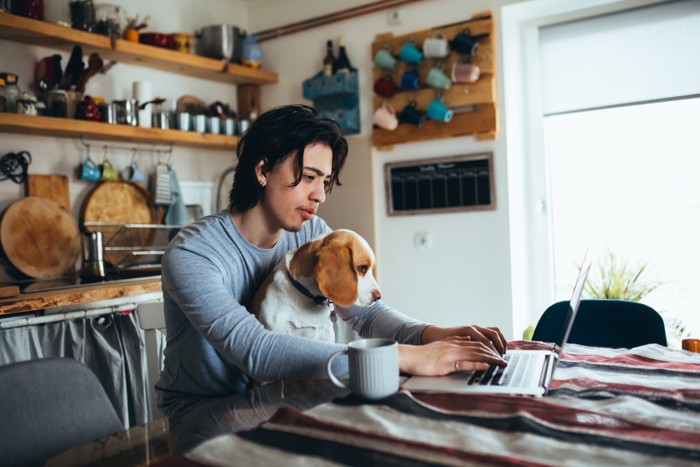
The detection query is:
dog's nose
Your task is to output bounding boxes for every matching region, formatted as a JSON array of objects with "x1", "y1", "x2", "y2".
[{"x1": 372, "y1": 289, "x2": 382, "y2": 302}]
